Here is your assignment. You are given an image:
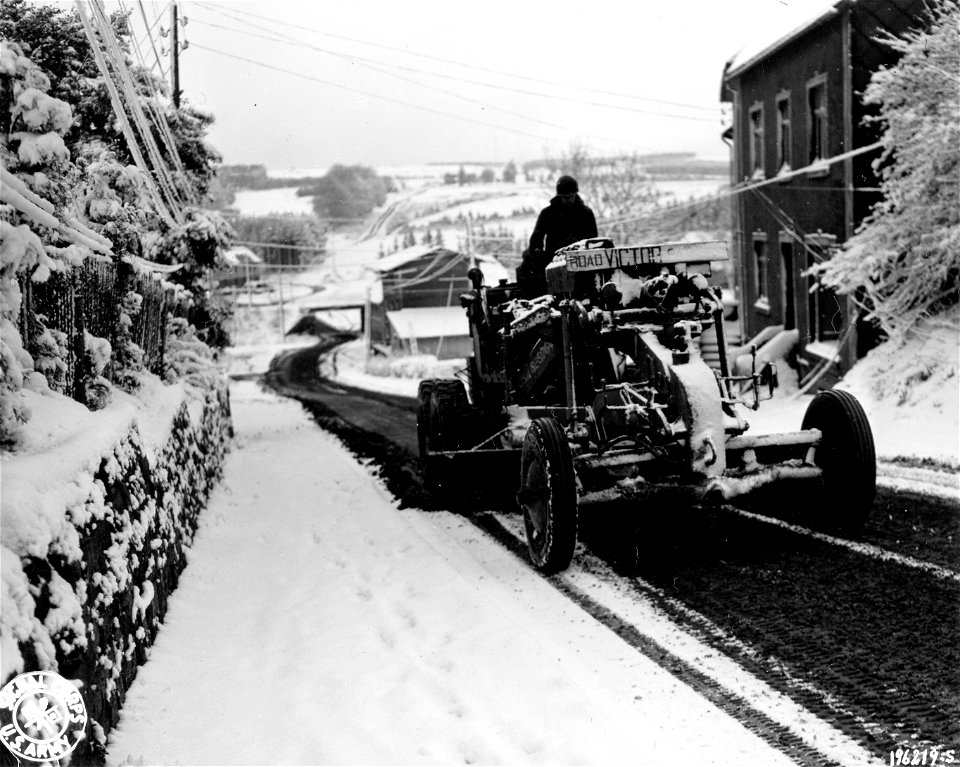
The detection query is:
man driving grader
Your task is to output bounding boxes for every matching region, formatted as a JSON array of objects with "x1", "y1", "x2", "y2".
[{"x1": 418, "y1": 197, "x2": 876, "y2": 574}]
